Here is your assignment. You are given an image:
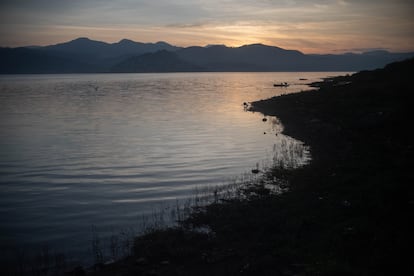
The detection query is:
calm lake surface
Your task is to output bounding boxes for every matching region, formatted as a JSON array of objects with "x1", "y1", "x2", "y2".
[{"x1": 0, "y1": 72, "x2": 343, "y2": 264}]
